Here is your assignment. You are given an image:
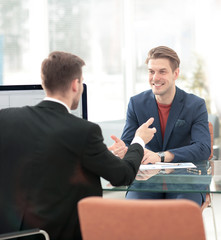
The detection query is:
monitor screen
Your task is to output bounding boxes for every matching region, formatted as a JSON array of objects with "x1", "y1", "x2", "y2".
[{"x1": 0, "y1": 83, "x2": 88, "y2": 119}]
